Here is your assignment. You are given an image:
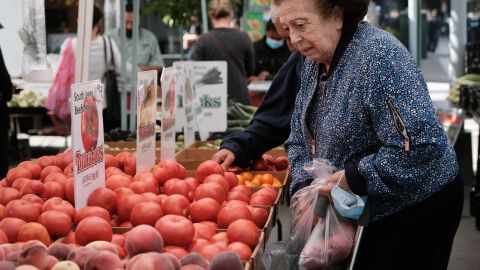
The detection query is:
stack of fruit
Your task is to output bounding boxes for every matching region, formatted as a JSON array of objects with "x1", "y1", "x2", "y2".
[{"x1": 0, "y1": 152, "x2": 279, "y2": 269}]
